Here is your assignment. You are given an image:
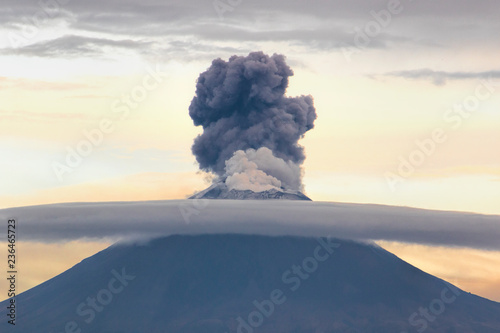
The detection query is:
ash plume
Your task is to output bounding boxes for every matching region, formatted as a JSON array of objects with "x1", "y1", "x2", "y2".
[{"x1": 189, "y1": 51, "x2": 317, "y2": 191}]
